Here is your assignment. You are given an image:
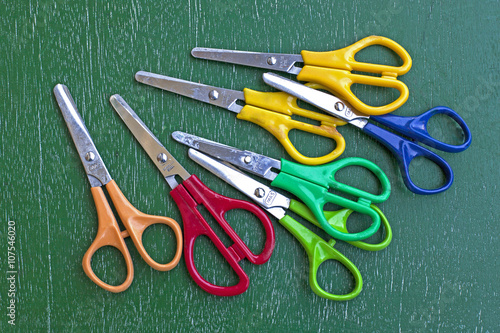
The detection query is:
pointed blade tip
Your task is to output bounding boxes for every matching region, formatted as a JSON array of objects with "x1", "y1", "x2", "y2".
[
  {"x1": 109, "y1": 94, "x2": 120, "y2": 103},
  {"x1": 135, "y1": 71, "x2": 148, "y2": 82},
  {"x1": 53, "y1": 83, "x2": 65, "y2": 94},
  {"x1": 171, "y1": 131, "x2": 183, "y2": 141},
  {"x1": 53, "y1": 84, "x2": 71, "y2": 101},
  {"x1": 191, "y1": 47, "x2": 209, "y2": 57}
]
